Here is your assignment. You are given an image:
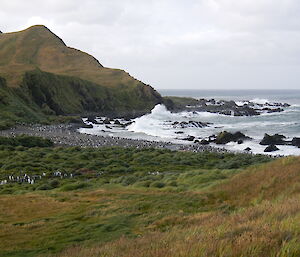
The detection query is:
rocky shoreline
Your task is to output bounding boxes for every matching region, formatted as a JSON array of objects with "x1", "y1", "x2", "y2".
[
  {"x1": 0, "y1": 124, "x2": 226, "y2": 153},
  {"x1": 166, "y1": 97, "x2": 291, "y2": 116}
]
